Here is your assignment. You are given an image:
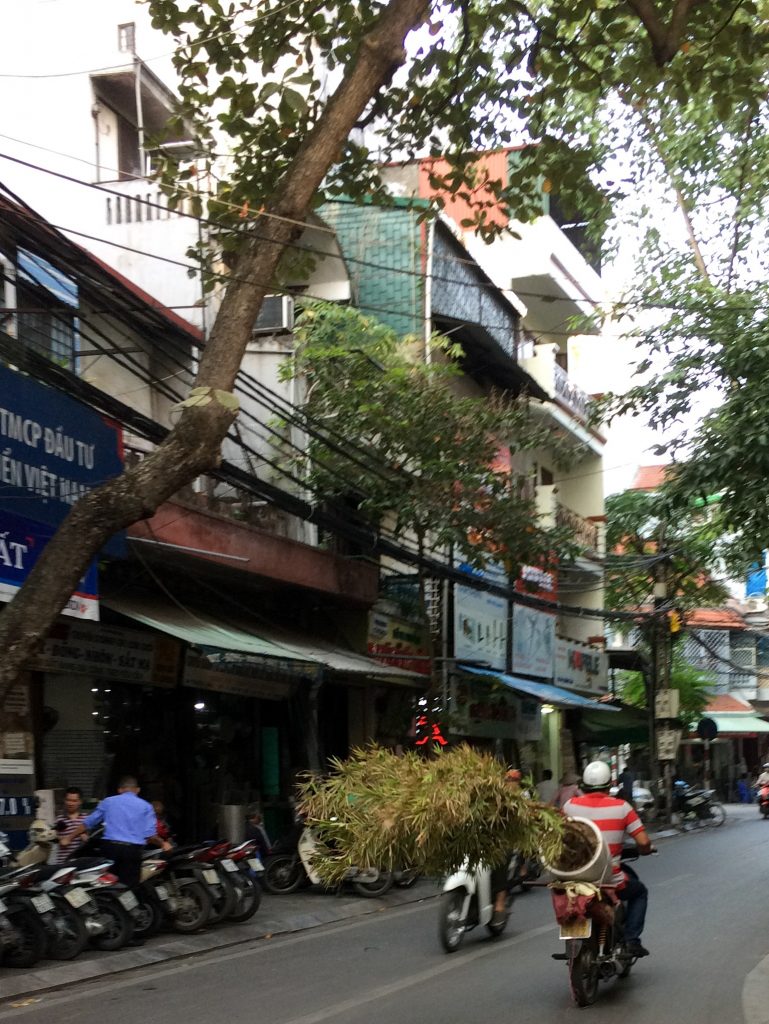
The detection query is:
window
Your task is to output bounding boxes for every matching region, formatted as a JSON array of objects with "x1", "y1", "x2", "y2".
[
  {"x1": 15, "y1": 249, "x2": 78, "y2": 367},
  {"x1": 118, "y1": 23, "x2": 136, "y2": 53}
]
